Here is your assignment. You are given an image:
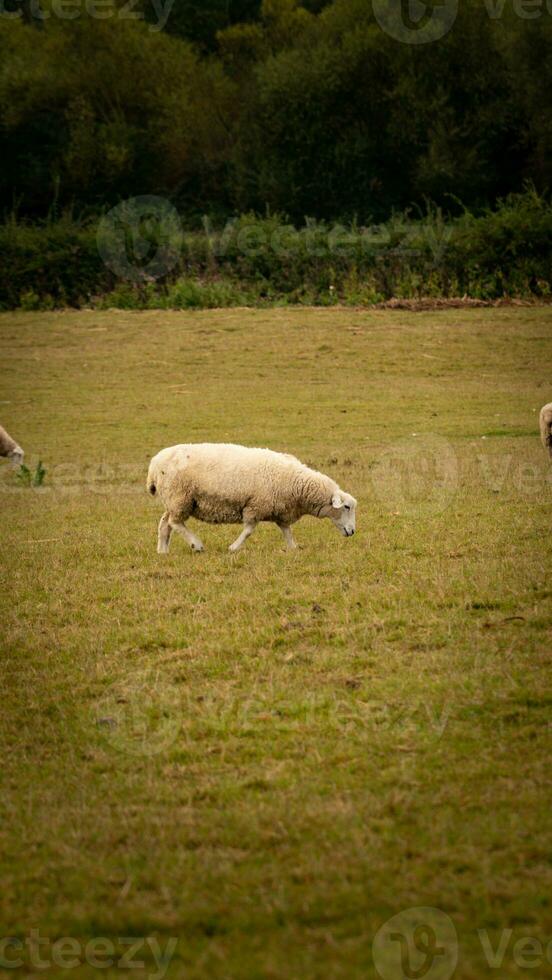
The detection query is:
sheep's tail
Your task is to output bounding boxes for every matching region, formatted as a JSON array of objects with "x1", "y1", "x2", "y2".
[
  {"x1": 540, "y1": 406, "x2": 552, "y2": 458},
  {"x1": 146, "y1": 460, "x2": 157, "y2": 495}
]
